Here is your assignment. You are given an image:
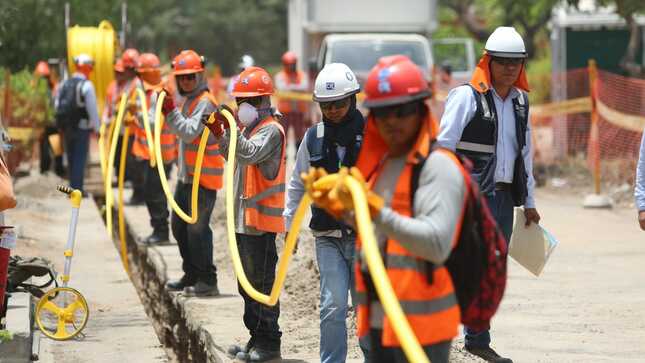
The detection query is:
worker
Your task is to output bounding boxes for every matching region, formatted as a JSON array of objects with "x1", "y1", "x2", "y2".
[
  {"x1": 102, "y1": 58, "x2": 127, "y2": 179},
  {"x1": 283, "y1": 63, "x2": 368, "y2": 363},
  {"x1": 132, "y1": 52, "x2": 178, "y2": 245},
  {"x1": 55, "y1": 53, "x2": 99, "y2": 193},
  {"x1": 274, "y1": 51, "x2": 310, "y2": 150},
  {"x1": 160, "y1": 50, "x2": 223, "y2": 296},
  {"x1": 302, "y1": 55, "x2": 465, "y2": 363},
  {"x1": 203, "y1": 66, "x2": 284, "y2": 362},
  {"x1": 35, "y1": 61, "x2": 65, "y2": 177},
  {"x1": 635, "y1": 131, "x2": 645, "y2": 230},
  {"x1": 120, "y1": 48, "x2": 147, "y2": 206},
  {"x1": 437, "y1": 26, "x2": 539, "y2": 363}
]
